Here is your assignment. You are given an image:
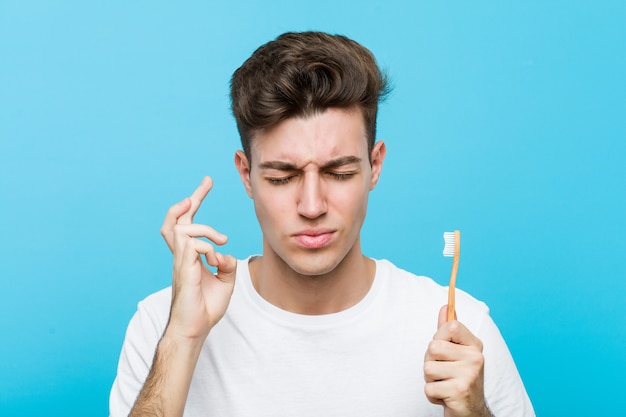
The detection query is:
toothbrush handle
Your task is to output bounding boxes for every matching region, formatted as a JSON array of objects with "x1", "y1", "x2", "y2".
[{"x1": 447, "y1": 230, "x2": 460, "y2": 321}]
